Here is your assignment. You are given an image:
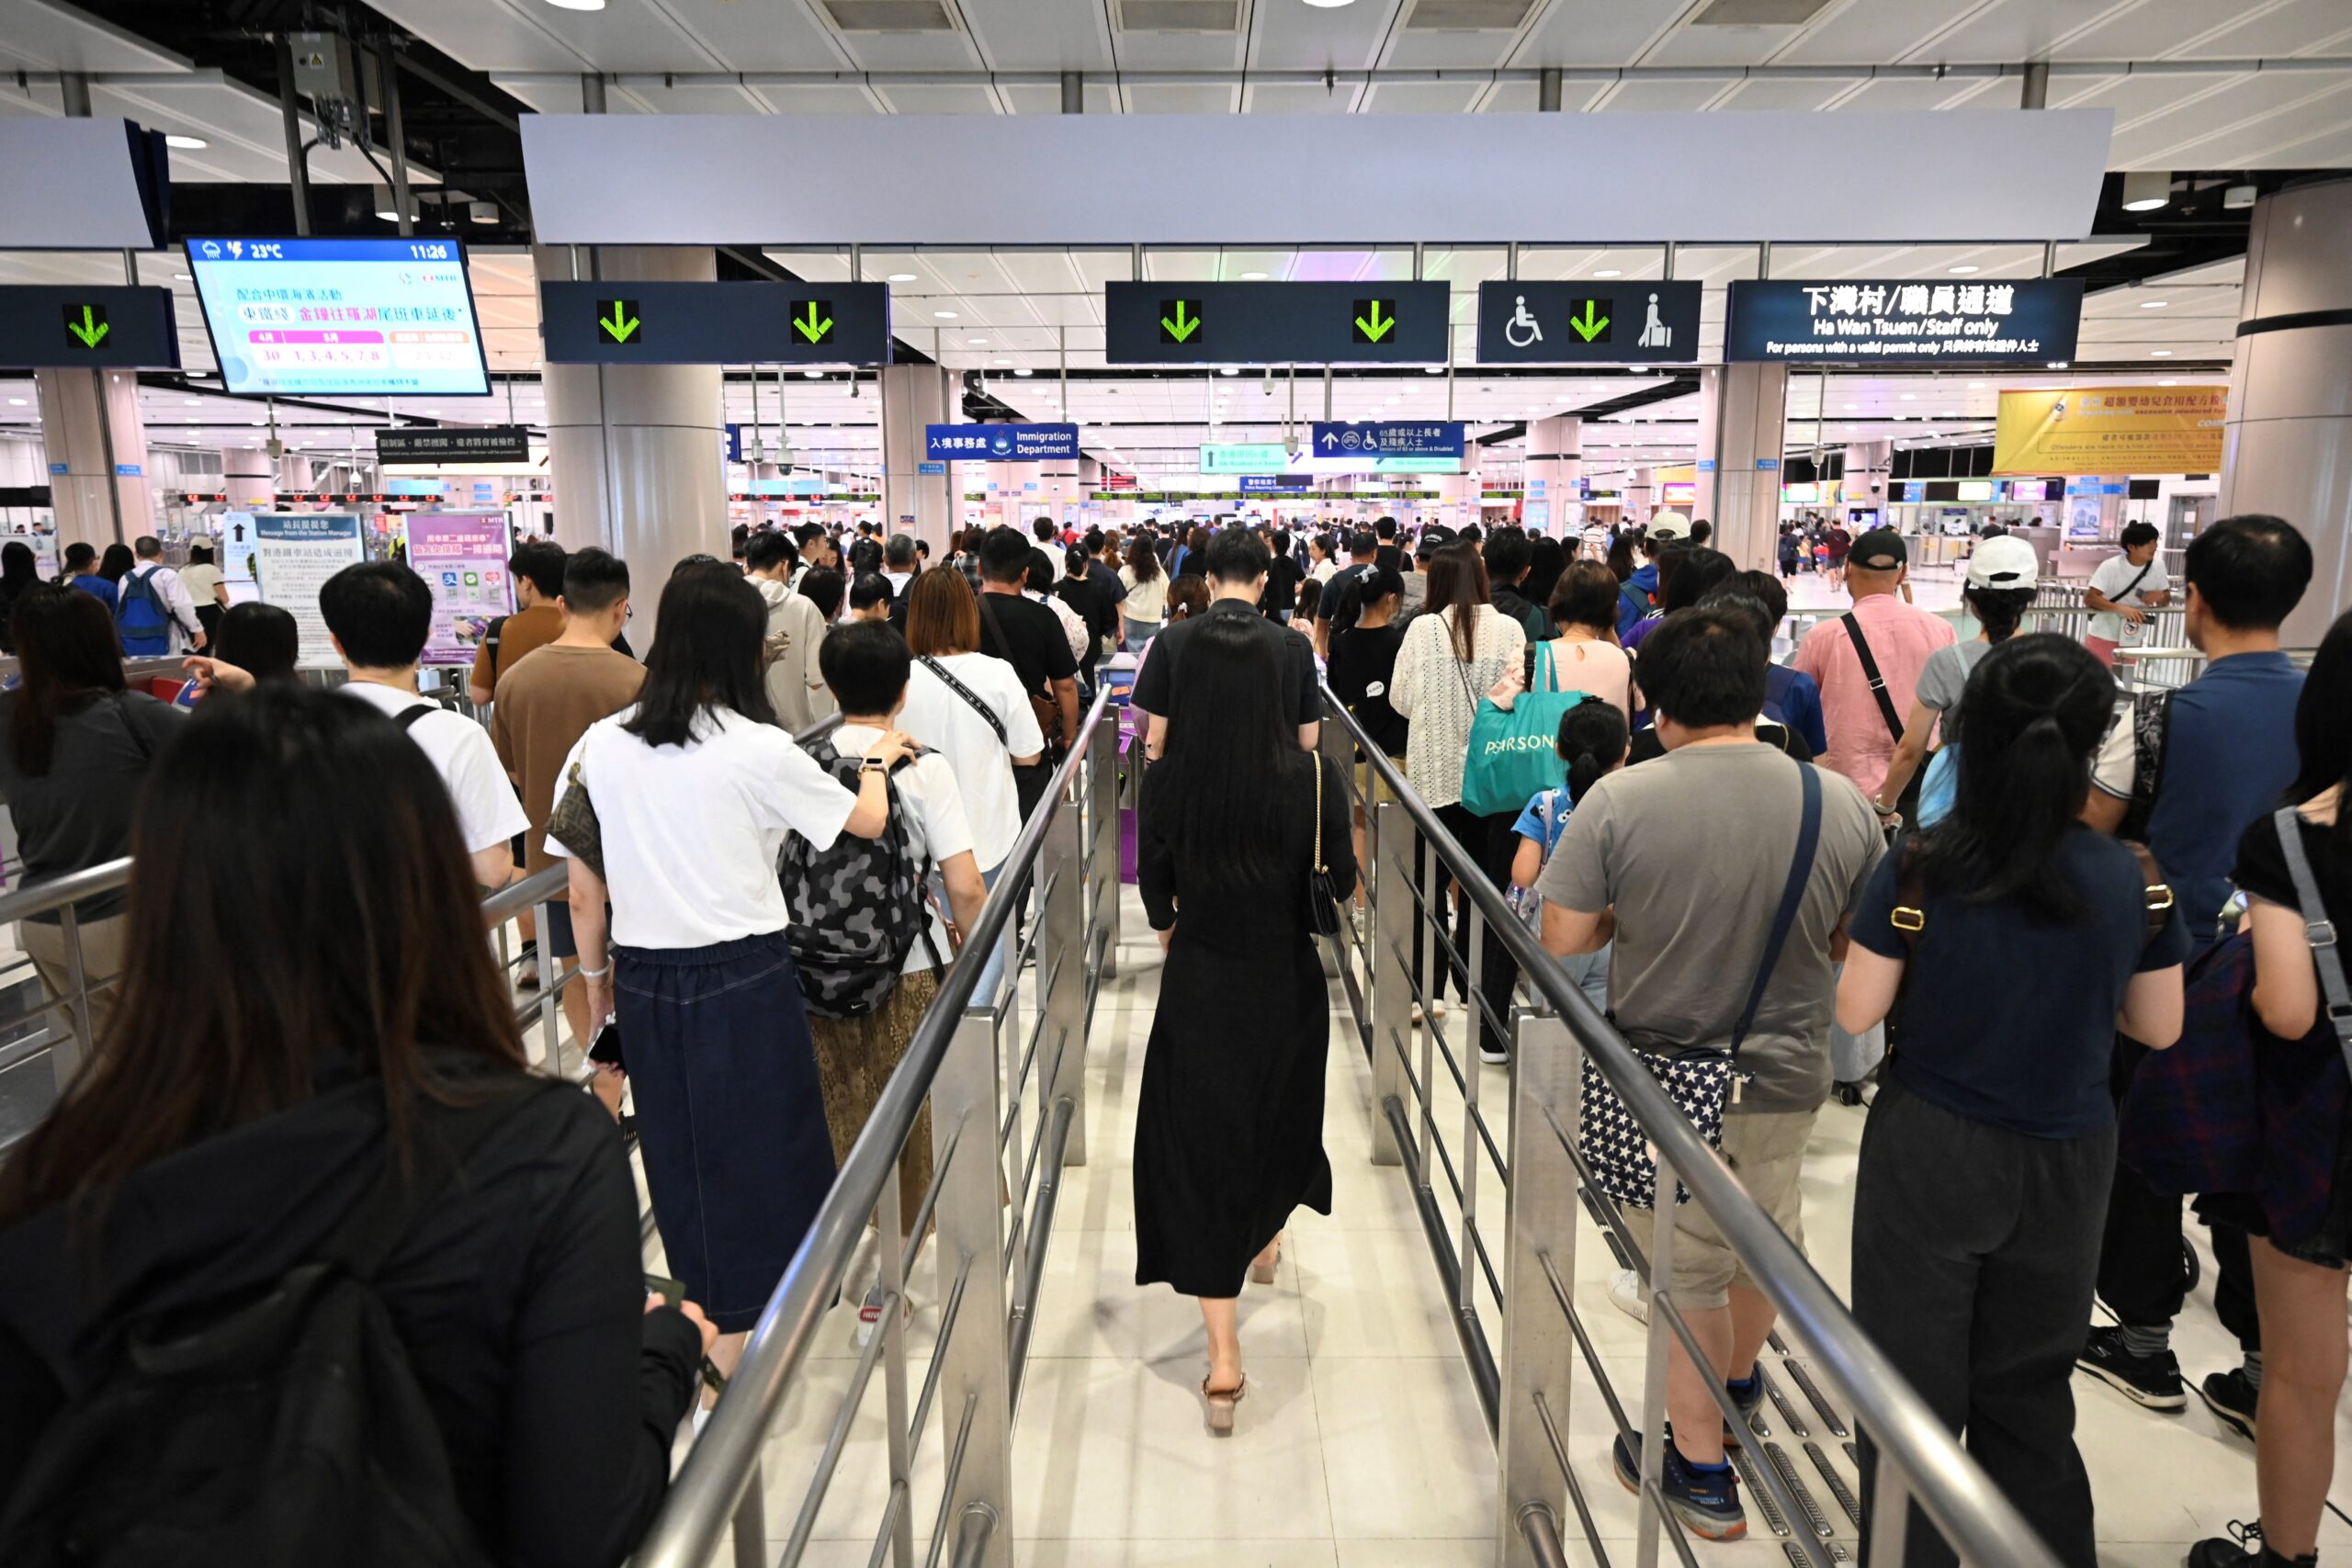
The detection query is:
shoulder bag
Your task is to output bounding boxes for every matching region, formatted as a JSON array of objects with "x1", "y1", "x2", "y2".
[
  {"x1": 1306, "y1": 756, "x2": 1345, "y2": 939},
  {"x1": 974, "y1": 589, "x2": 1063, "y2": 749},
  {"x1": 1576, "y1": 761, "x2": 1822, "y2": 1209},
  {"x1": 1841, "y1": 611, "x2": 1919, "y2": 829},
  {"x1": 545, "y1": 726, "x2": 605, "y2": 881}
]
